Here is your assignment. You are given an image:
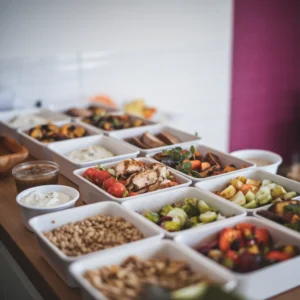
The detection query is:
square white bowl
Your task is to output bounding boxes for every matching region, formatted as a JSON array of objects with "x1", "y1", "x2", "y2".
[
  {"x1": 195, "y1": 169, "x2": 300, "y2": 214},
  {"x1": 77, "y1": 112, "x2": 158, "y2": 136},
  {"x1": 48, "y1": 135, "x2": 140, "y2": 184},
  {"x1": 0, "y1": 108, "x2": 70, "y2": 141},
  {"x1": 18, "y1": 120, "x2": 101, "y2": 160},
  {"x1": 109, "y1": 125, "x2": 201, "y2": 156},
  {"x1": 74, "y1": 157, "x2": 192, "y2": 204},
  {"x1": 29, "y1": 201, "x2": 164, "y2": 287},
  {"x1": 122, "y1": 187, "x2": 247, "y2": 238},
  {"x1": 253, "y1": 196, "x2": 300, "y2": 236},
  {"x1": 147, "y1": 144, "x2": 255, "y2": 184},
  {"x1": 174, "y1": 216, "x2": 300, "y2": 300},
  {"x1": 69, "y1": 239, "x2": 237, "y2": 300}
]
